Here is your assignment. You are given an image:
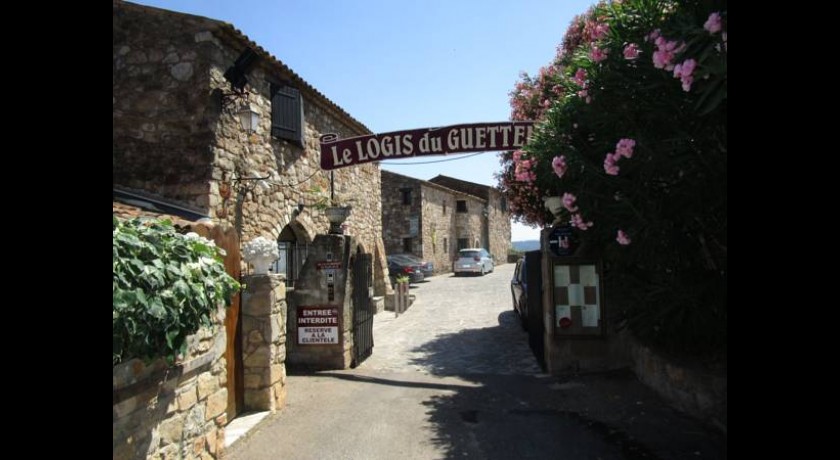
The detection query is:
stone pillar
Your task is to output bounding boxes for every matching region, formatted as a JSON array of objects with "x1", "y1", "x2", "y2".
[
  {"x1": 241, "y1": 274, "x2": 287, "y2": 412},
  {"x1": 288, "y1": 234, "x2": 355, "y2": 370}
]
